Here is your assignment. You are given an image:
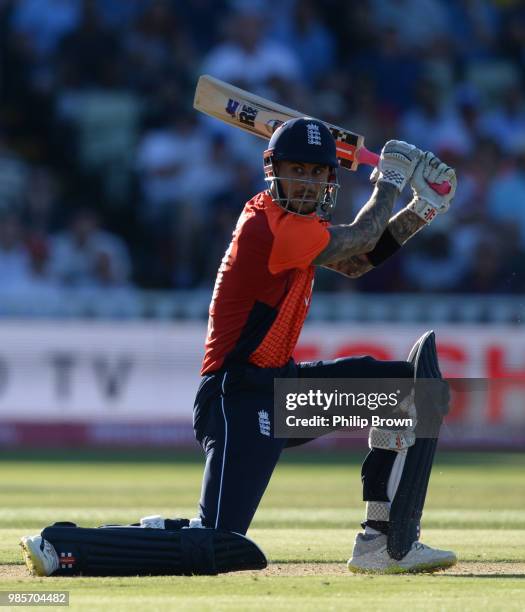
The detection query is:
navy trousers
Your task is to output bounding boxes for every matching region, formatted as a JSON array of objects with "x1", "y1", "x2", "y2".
[{"x1": 193, "y1": 357, "x2": 413, "y2": 535}]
